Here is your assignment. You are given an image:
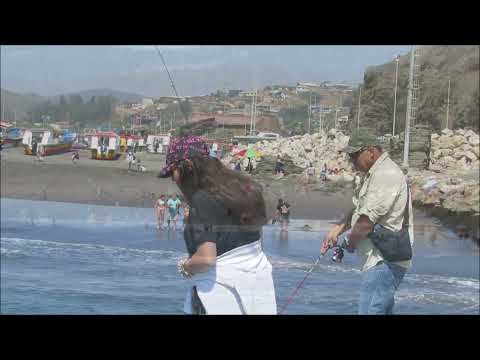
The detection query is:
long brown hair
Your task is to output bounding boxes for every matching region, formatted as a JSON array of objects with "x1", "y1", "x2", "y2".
[{"x1": 175, "y1": 156, "x2": 267, "y2": 229}]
